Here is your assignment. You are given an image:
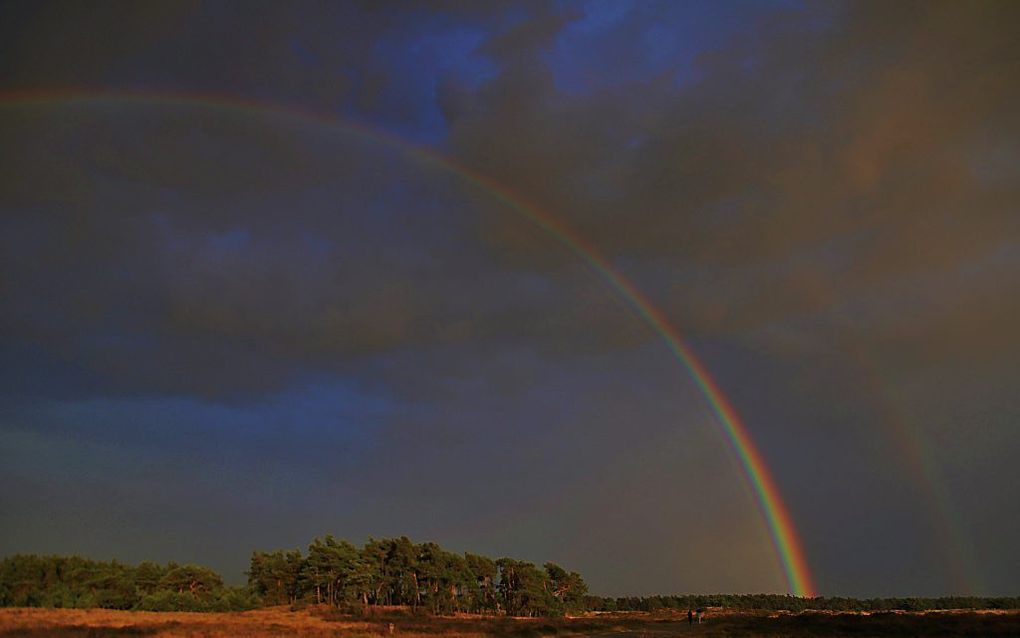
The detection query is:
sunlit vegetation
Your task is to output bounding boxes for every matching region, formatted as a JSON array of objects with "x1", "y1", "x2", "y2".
[
  {"x1": 1, "y1": 535, "x2": 588, "y2": 617},
  {"x1": 248, "y1": 535, "x2": 588, "y2": 616},
  {"x1": 3, "y1": 539, "x2": 1018, "y2": 619},
  {"x1": 0, "y1": 554, "x2": 257, "y2": 611}
]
